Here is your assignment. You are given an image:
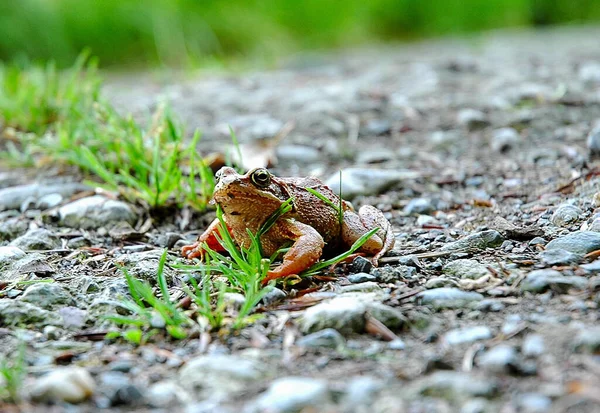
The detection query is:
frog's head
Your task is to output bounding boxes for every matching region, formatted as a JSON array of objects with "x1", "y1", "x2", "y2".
[{"x1": 212, "y1": 167, "x2": 291, "y2": 215}]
